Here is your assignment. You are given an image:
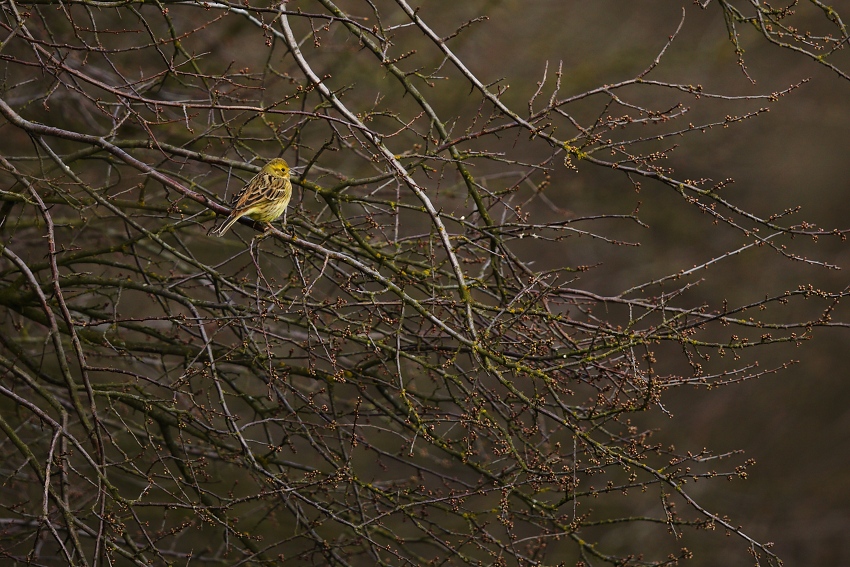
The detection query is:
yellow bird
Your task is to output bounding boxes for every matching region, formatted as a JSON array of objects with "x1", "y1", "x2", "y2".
[{"x1": 213, "y1": 158, "x2": 293, "y2": 236}]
